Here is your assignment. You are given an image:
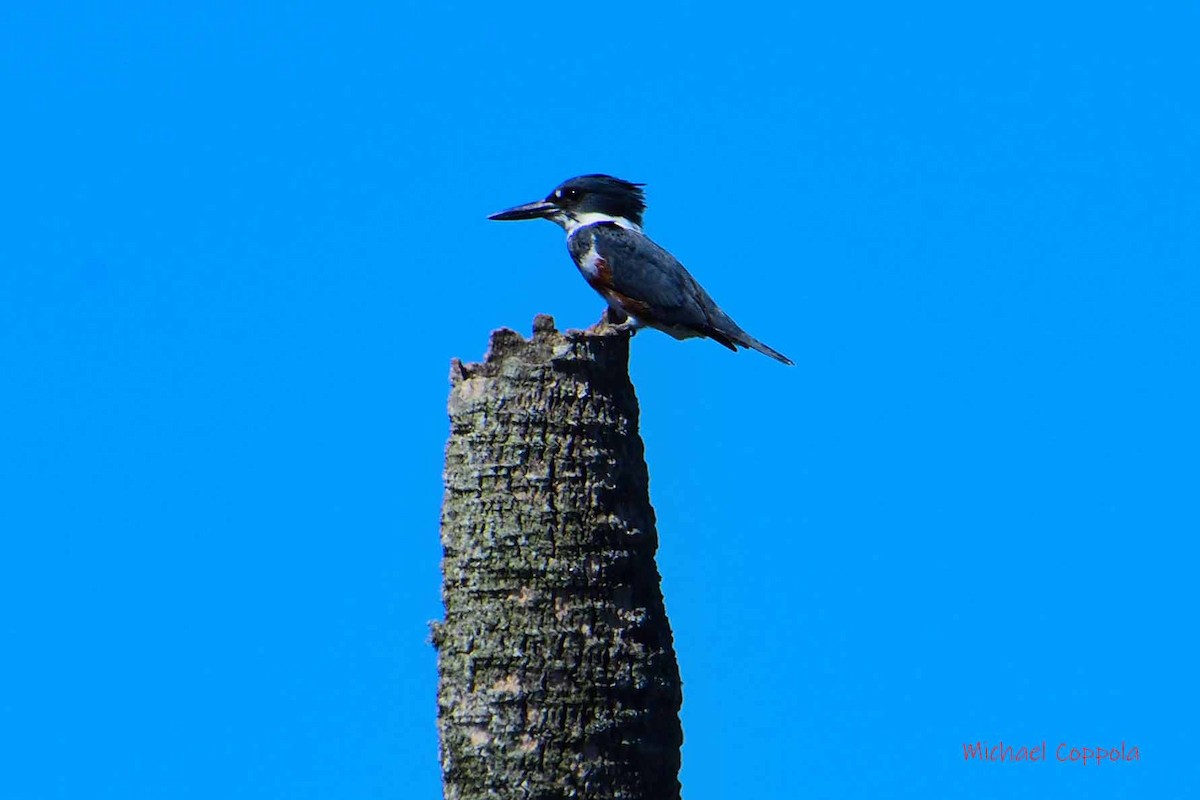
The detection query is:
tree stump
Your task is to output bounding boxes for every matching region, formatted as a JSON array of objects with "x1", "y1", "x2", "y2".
[{"x1": 434, "y1": 315, "x2": 683, "y2": 800}]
